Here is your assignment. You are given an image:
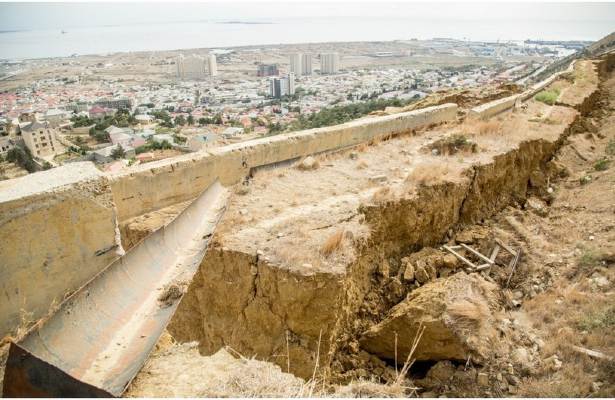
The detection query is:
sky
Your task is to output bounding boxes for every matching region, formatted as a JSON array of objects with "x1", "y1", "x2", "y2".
[{"x1": 1, "y1": 1, "x2": 615, "y2": 32}]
